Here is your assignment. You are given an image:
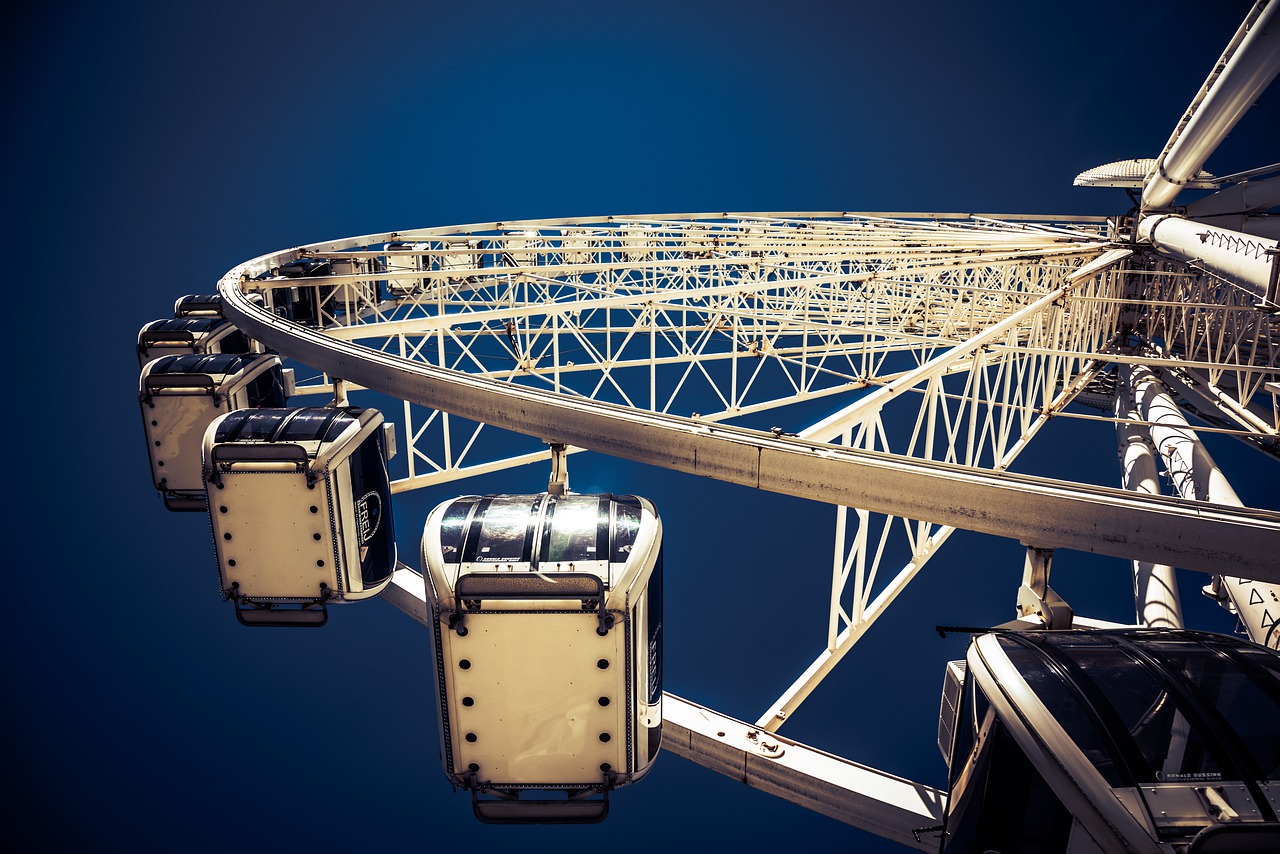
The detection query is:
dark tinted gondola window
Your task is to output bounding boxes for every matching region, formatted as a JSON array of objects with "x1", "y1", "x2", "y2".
[
  {"x1": 148, "y1": 354, "x2": 184, "y2": 374},
  {"x1": 175, "y1": 293, "x2": 221, "y2": 314},
  {"x1": 611, "y1": 497, "x2": 642, "y2": 562},
  {"x1": 948, "y1": 677, "x2": 983, "y2": 787},
  {"x1": 944, "y1": 719, "x2": 1072, "y2": 854},
  {"x1": 215, "y1": 408, "x2": 289, "y2": 442},
  {"x1": 147, "y1": 317, "x2": 229, "y2": 335},
  {"x1": 277, "y1": 408, "x2": 353, "y2": 443},
  {"x1": 218, "y1": 328, "x2": 251, "y2": 355},
  {"x1": 544, "y1": 496, "x2": 602, "y2": 563},
  {"x1": 646, "y1": 549, "x2": 664, "y2": 764},
  {"x1": 647, "y1": 550, "x2": 663, "y2": 706},
  {"x1": 1068, "y1": 642, "x2": 1222, "y2": 784},
  {"x1": 207, "y1": 354, "x2": 257, "y2": 375},
  {"x1": 472, "y1": 497, "x2": 536, "y2": 562},
  {"x1": 438, "y1": 499, "x2": 478, "y2": 564},
  {"x1": 245, "y1": 367, "x2": 287, "y2": 408},
  {"x1": 1145, "y1": 640, "x2": 1280, "y2": 781},
  {"x1": 215, "y1": 407, "x2": 354, "y2": 443},
  {"x1": 152, "y1": 353, "x2": 255, "y2": 375},
  {"x1": 1000, "y1": 639, "x2": 1126, "y2": 786},
  {"x1": 1233, "y1": 647, "x2": 1280, "y2": 682}
]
